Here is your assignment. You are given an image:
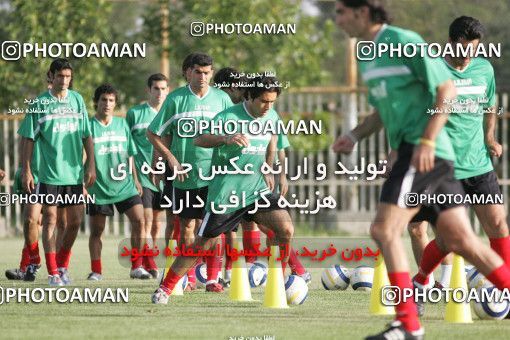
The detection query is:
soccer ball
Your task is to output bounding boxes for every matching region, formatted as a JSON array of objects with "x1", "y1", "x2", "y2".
[
  {"x1": 472, "y1": 286, "x2": 510, "y2": 320},
  {"x1": 285, "y1": 275, "x2": 308, "y2": 305},
  {"x1": 351, "y1": 266, "x2": 374, "y2": 291},
  {"x1": 248, "y1": 261, "x2": 268, "y2": 288},
  {"x1": 195, "y1": 262, "x2": 223, "y2": 288},
  {"x1": 321, "y1": 265, "x2": 350, "y2": 290},
  {"x1": 467, "y1": 268, "x2": 491, "y2": 290}
]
